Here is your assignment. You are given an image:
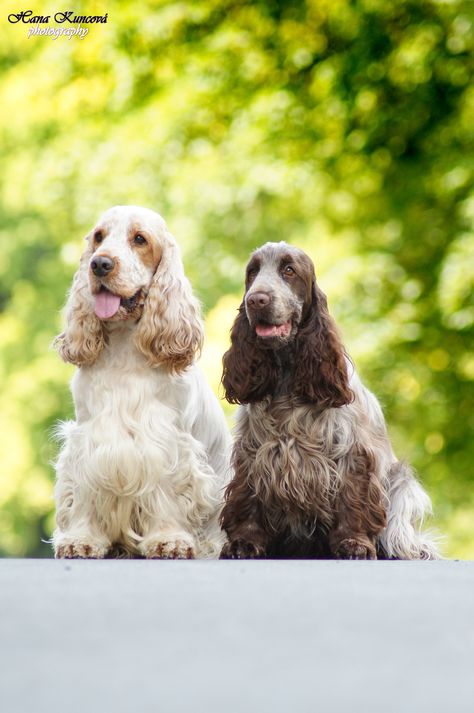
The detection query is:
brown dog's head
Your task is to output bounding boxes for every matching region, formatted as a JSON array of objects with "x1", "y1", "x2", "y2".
[{"x1": 222, "y1": 242, "x2": 353, "y2": 408}]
